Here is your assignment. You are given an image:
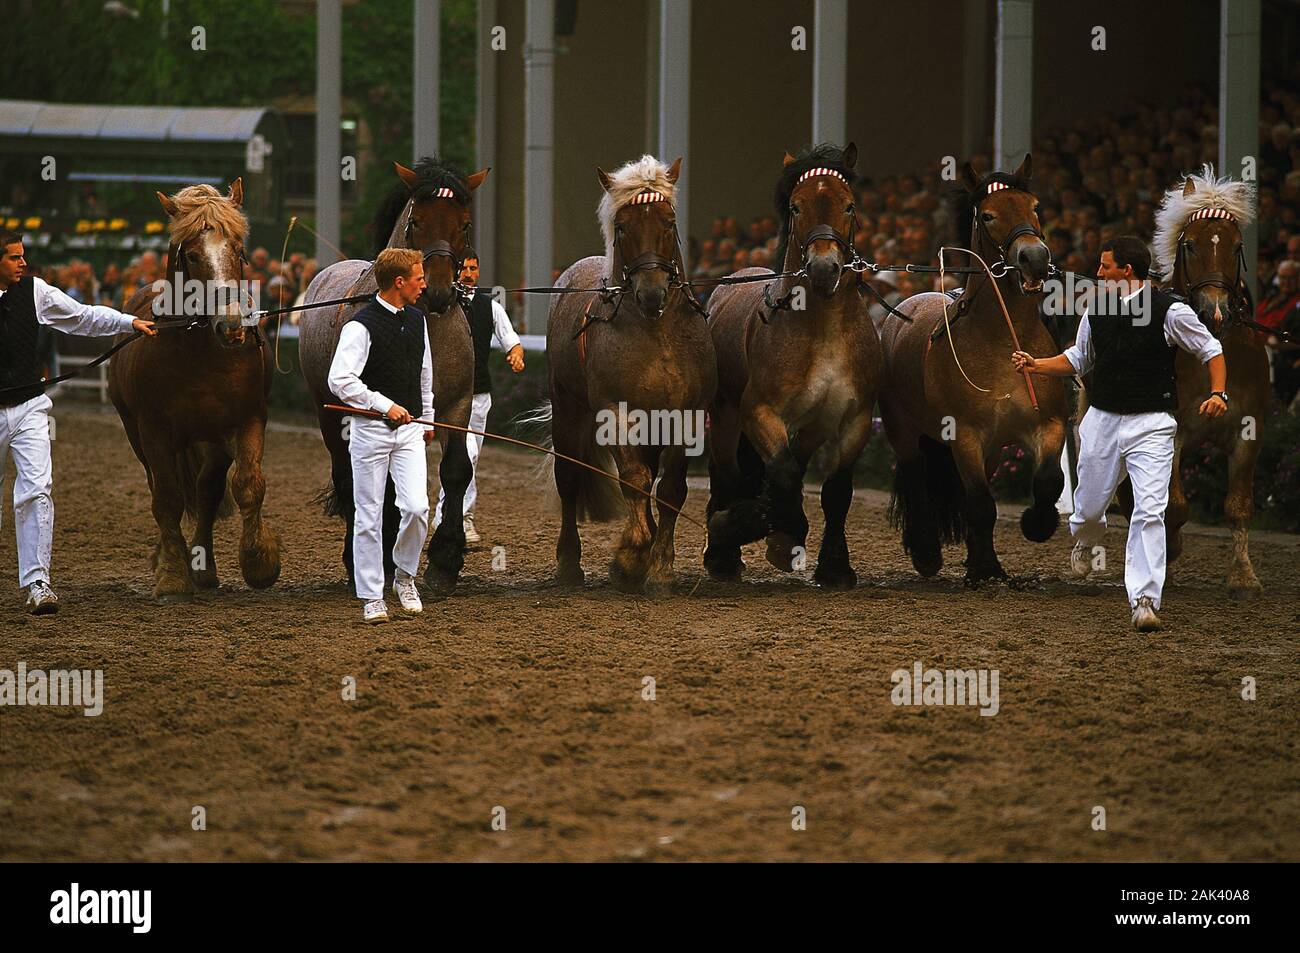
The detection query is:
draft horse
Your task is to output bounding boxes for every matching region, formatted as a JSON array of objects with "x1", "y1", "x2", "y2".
[
  {"x1": 704, "y1": 143, "x2": 882, "y2": 588},
  {"x1": 299, "y1": 157, "x2": 488, "y2": 596},
  {"x1": 109, "y1": 180, "x2": 281, "y2": 602},
  {"x1": 878, "y1": 155, "x2": 1068, "y2": 583},
  {"x1": 545, "y1": 155, "x2": 717, "y2": 593}
]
